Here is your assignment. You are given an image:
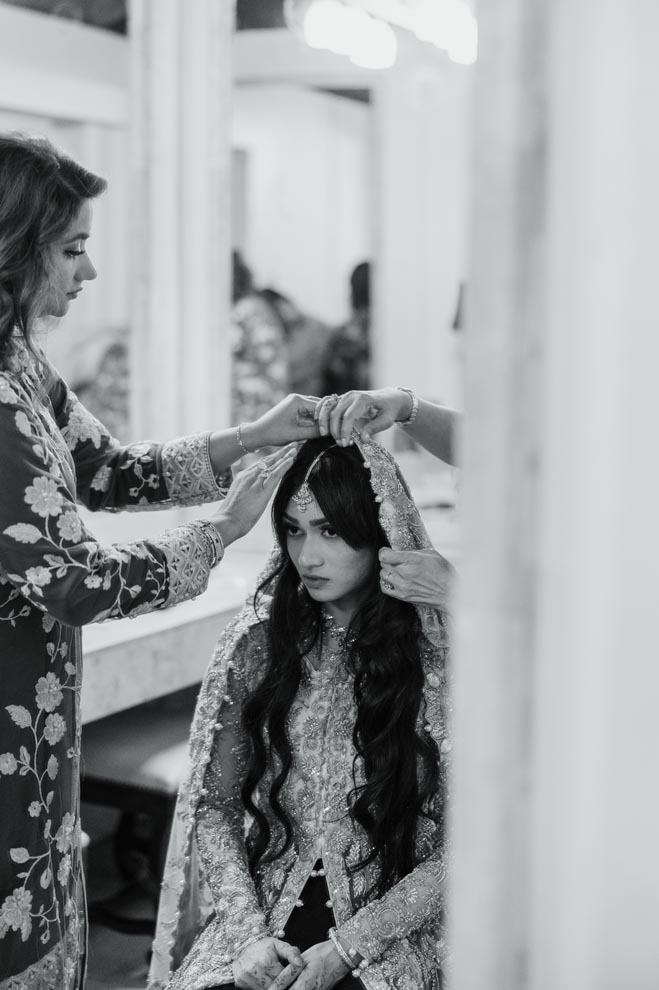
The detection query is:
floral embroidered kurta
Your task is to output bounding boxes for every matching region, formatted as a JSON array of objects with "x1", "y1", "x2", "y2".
[{"x1": 0, "y1": 339, "x2": 230, "y2": 990}]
